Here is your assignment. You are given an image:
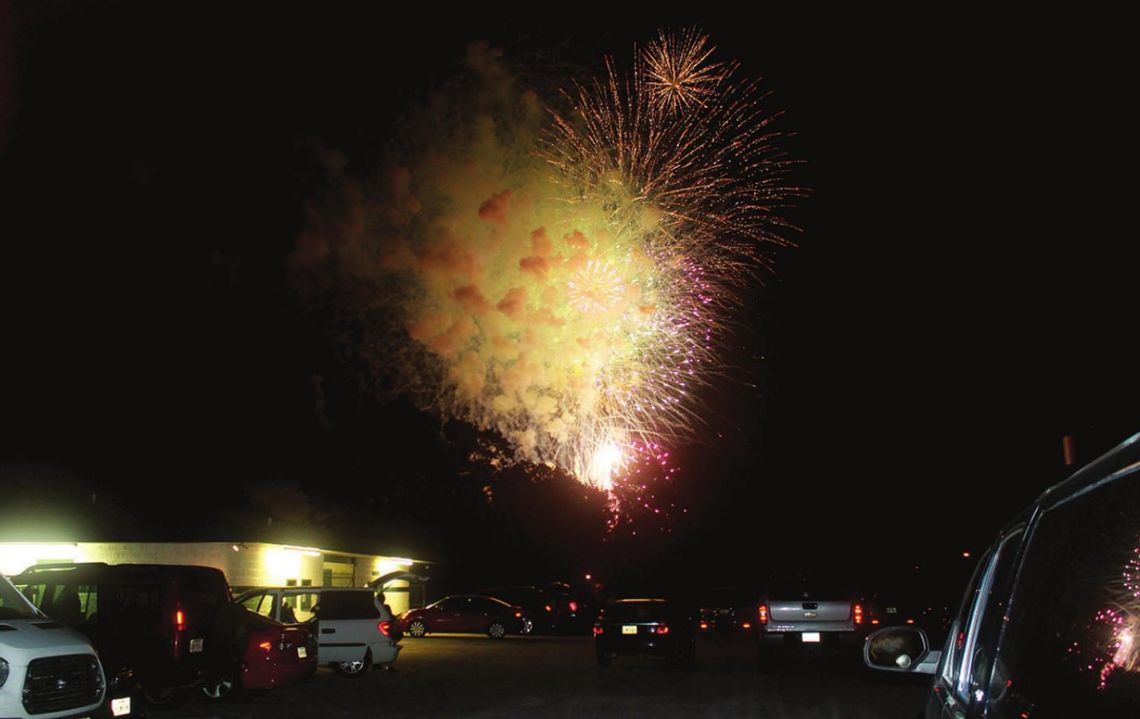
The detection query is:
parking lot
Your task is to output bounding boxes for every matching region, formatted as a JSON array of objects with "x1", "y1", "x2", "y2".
[{"x1": 155, "y1": 634, "x2": 928, "y2": 719}]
